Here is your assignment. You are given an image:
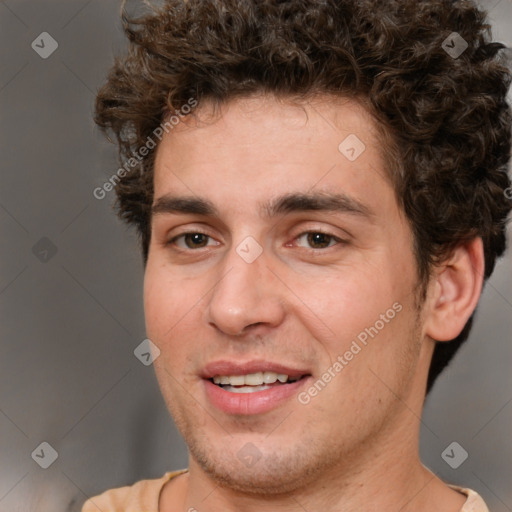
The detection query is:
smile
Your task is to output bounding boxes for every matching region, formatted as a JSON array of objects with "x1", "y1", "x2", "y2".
[
  {"x1": 202, "y1": 363, "x2": 311, "y2": 414},
  {"x1": 212, "y1": 371, "x2": 304, "y2": 393}
]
